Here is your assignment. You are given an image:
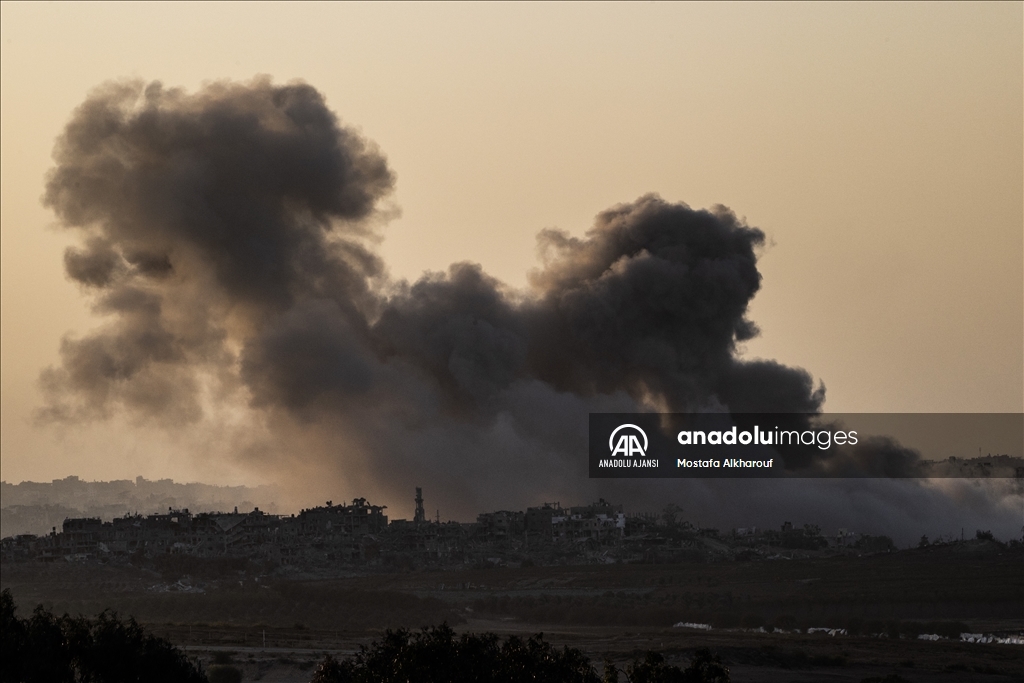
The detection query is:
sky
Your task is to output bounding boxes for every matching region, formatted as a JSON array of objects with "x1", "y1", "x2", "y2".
[{"x1": 1, "y1": 3, "x2": 1021, "y2": 533}]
